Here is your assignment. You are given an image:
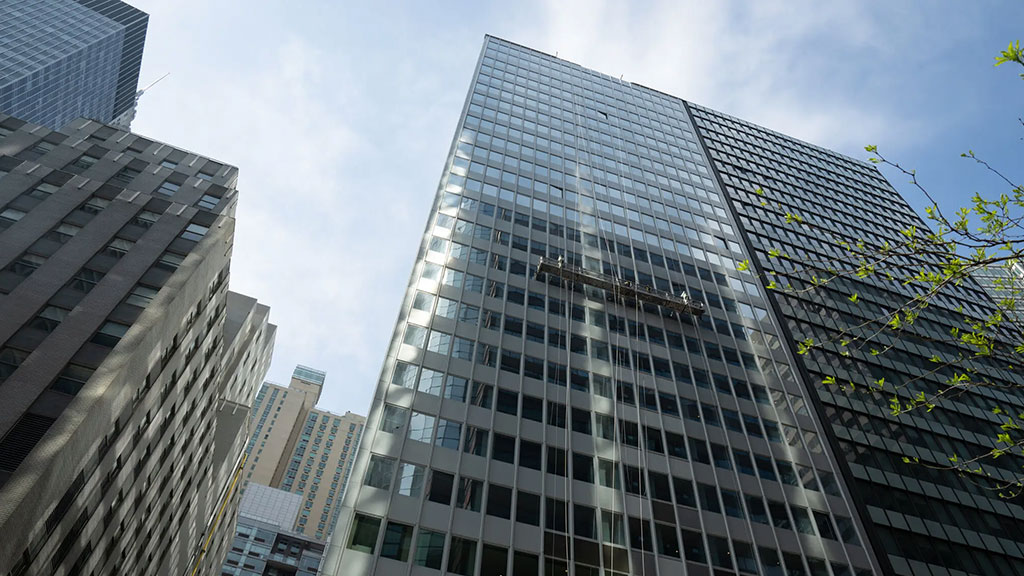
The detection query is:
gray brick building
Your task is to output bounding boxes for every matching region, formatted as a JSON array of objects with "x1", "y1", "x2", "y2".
[{"x1": 0, "y1": 113, "x2": 275, "y2": 575}]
